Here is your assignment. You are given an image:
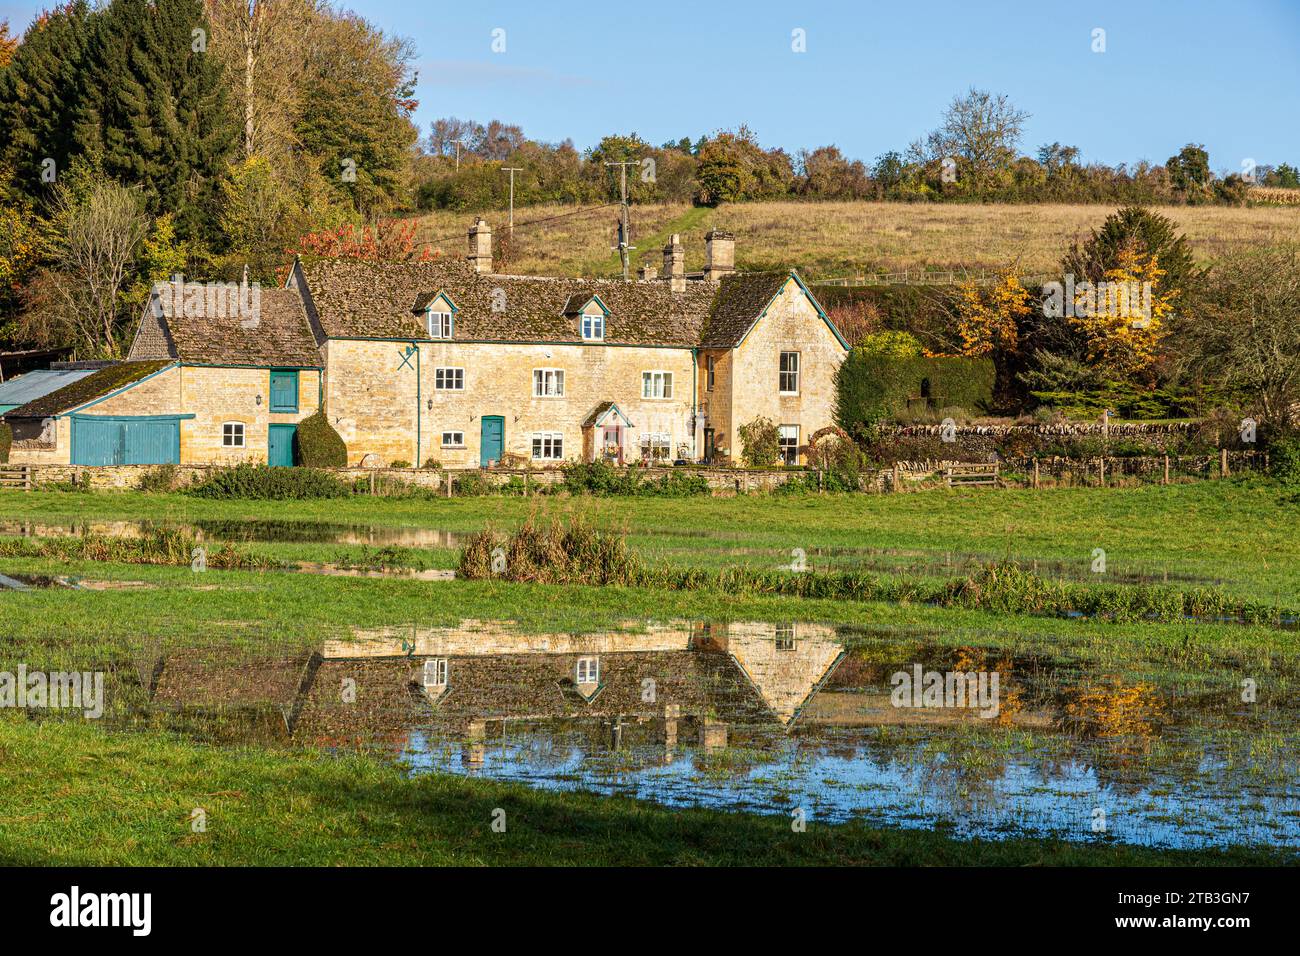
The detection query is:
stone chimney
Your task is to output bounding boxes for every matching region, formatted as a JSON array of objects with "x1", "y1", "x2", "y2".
[
  {"x1": 638, "y1": 263, "x2": 658, "y2": 281},
  {"x1": 704, "y1": 230, "x2": 735, "y2": 282},
  {"x1": 663, "y1": 233, "x2": 686, "y2": 292},
  {"x1": 467, "y1": 218, "x2": 492, "y2": 274}
]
